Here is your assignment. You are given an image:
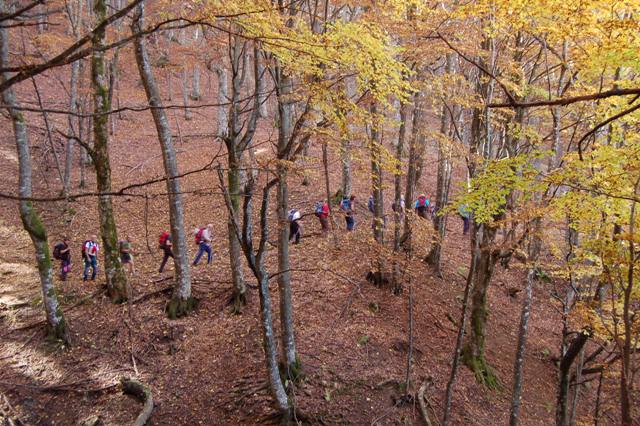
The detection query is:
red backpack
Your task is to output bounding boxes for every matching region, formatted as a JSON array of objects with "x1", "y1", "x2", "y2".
[
  {"x1": 80, "y1": 240, "x2": 91, "y2": 259},
  {"x1": 158, "y1": 231, "x2": 170, "y2": 248},
  {"x1": 194, "y1": 228, "x2": 205, "y2": 245}
]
